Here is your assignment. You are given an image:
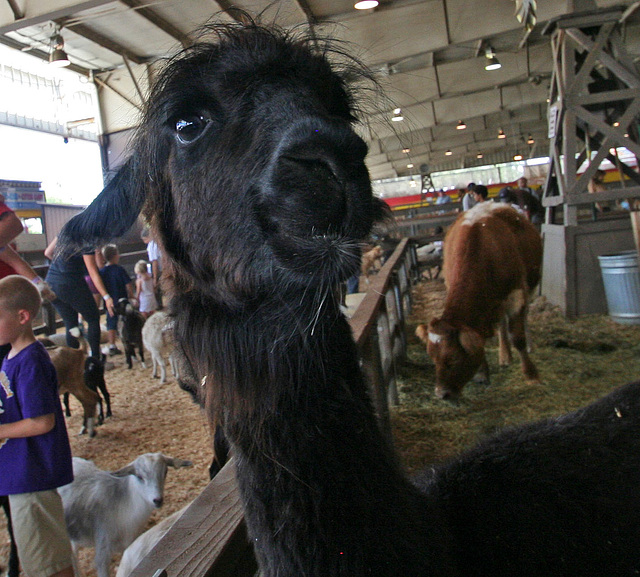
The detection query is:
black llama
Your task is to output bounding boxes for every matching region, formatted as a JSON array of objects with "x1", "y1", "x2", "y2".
[{"x1": 59, "y1": 19, "x2": 640, "y2": 577}]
